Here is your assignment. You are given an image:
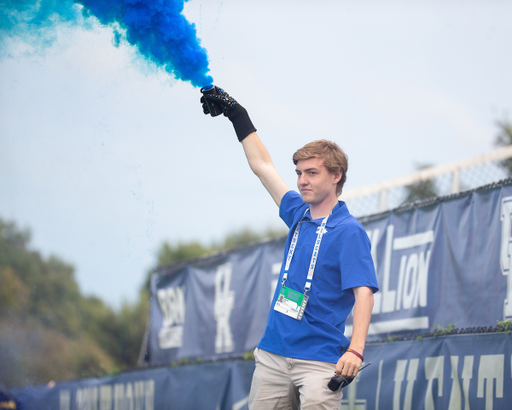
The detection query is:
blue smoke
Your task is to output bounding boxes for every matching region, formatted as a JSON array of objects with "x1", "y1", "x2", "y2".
[{"x1": 0, "y1": 0, "x2": 213, "y2": 88}]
